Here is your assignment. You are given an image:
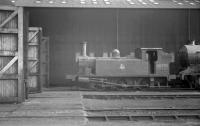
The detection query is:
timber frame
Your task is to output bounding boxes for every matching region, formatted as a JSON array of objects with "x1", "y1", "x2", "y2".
[
  {"x1": 0, "y1": 5, "x2": 28, "y2": 103},
  {"x1": 28, "y1": 27, "x2": 42, "y2": 93},
  {"x1": 41, "y1": 36, "x2": 50, "y2": 88}
]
